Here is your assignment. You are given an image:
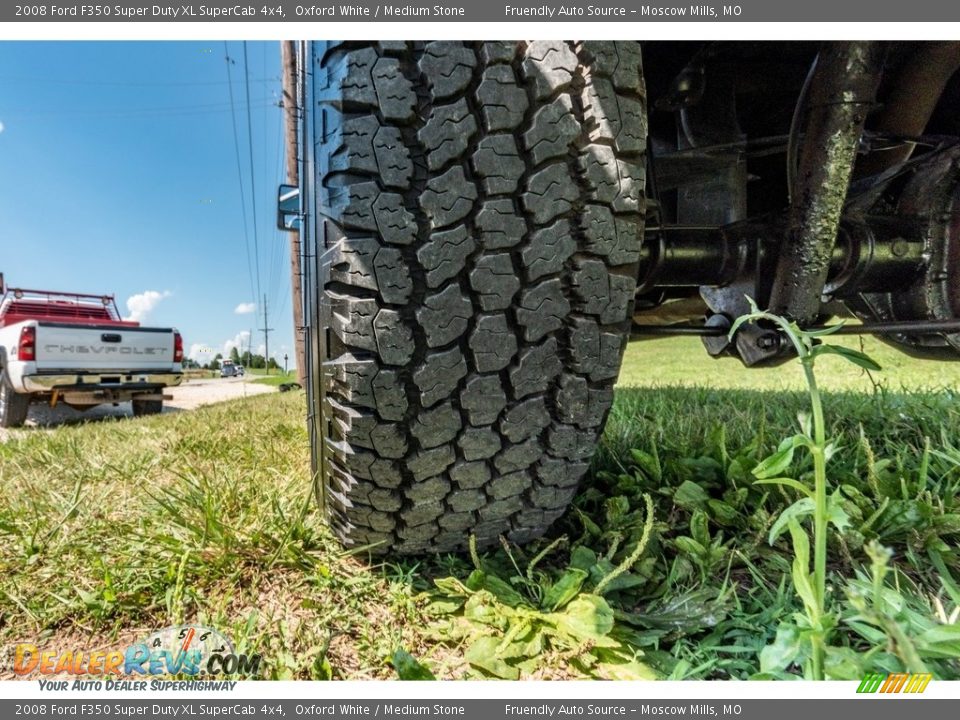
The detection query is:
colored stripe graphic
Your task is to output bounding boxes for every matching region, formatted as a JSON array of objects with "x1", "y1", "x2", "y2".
[
  {"x1": 881, "y1": 673, "x2": 905, "y2": 693},
  {"x1": 856, "y1": 672, "x2": 885, "y2": 693},
  {"x1": 905, "y1": 674, "x2": 933, "y2": 693},
  {"x1": 857, "y1": 672, "x2": 932, "y2": 694}
]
